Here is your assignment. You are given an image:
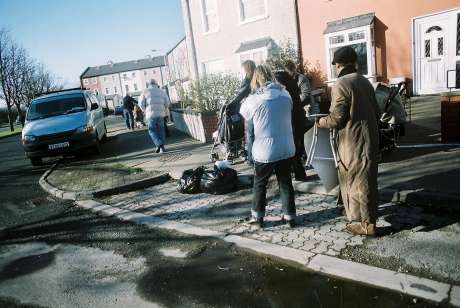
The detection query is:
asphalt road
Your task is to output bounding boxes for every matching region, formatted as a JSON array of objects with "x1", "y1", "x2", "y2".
[{"x1": 0, "y1": 120, "x2": 441, "y2": 308}]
